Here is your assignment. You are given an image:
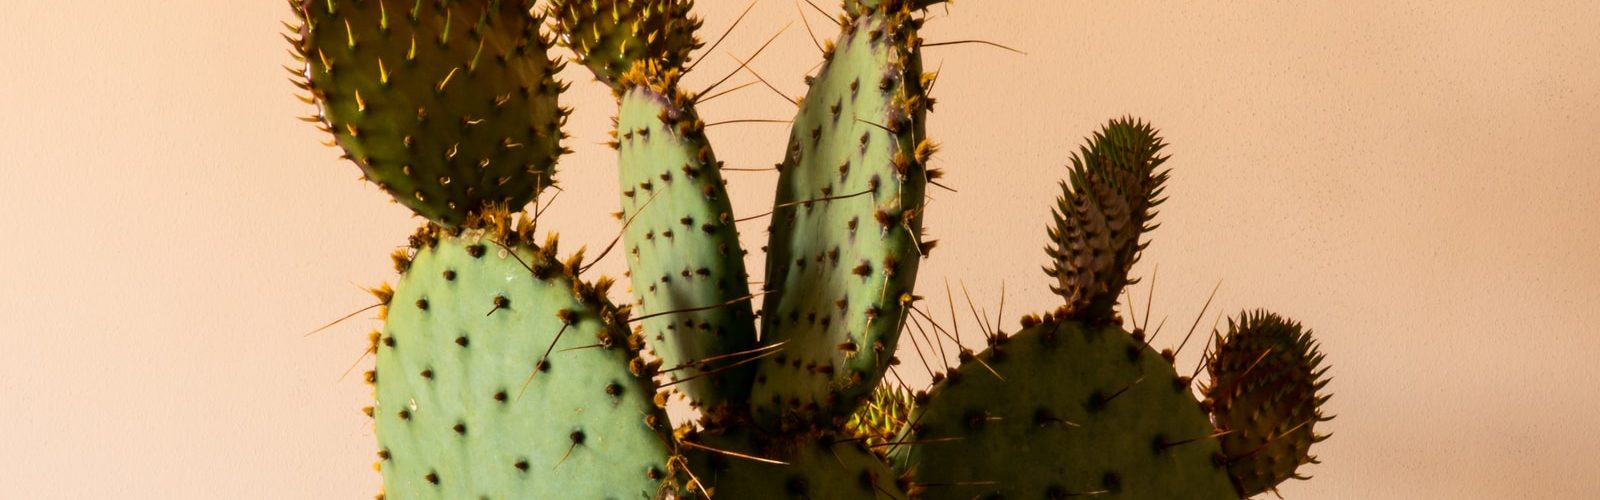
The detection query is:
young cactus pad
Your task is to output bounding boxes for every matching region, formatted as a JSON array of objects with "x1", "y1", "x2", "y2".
[
  {"x1": 372, "y1": 212, "x2": 676, "y2": 498},
  {"x1": 752, "y1": 0, "x2": 935, "y2": 426},
  {"x1": 290, "y1": 0, "x2": 567, "y2": 226},
  {"x1": 1045, "y1": 119, "x2": 1169, "y2": 324},
  {"x1": 610, "y1": 67, "x2": 759, "y2": 412},
  {"x1": 845, "y1": 385, "x2": 914, "y2": 450},
  {"x1": 893, "y1": 312, "x2": 1237, "y2": 499},
  {"x1": 1204, "y1": 311, "x2": 1333, "y2": 497}
]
